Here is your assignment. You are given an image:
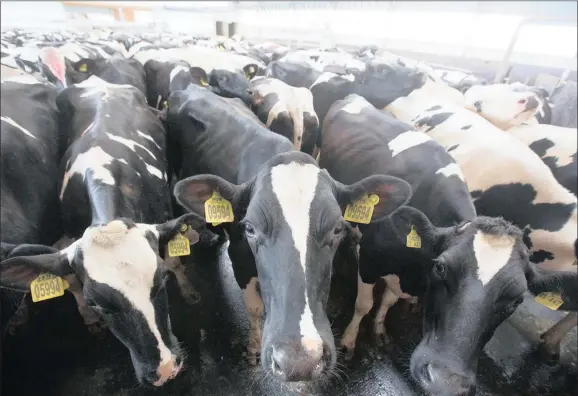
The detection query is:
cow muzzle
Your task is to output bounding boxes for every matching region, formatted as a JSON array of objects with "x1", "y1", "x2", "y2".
[
  {"x1": 151, "y1": 355, "x2": 183, "y2": 387},
  {"x1": 267, "y1": 338, "x2": 330, "y2": 382}
]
